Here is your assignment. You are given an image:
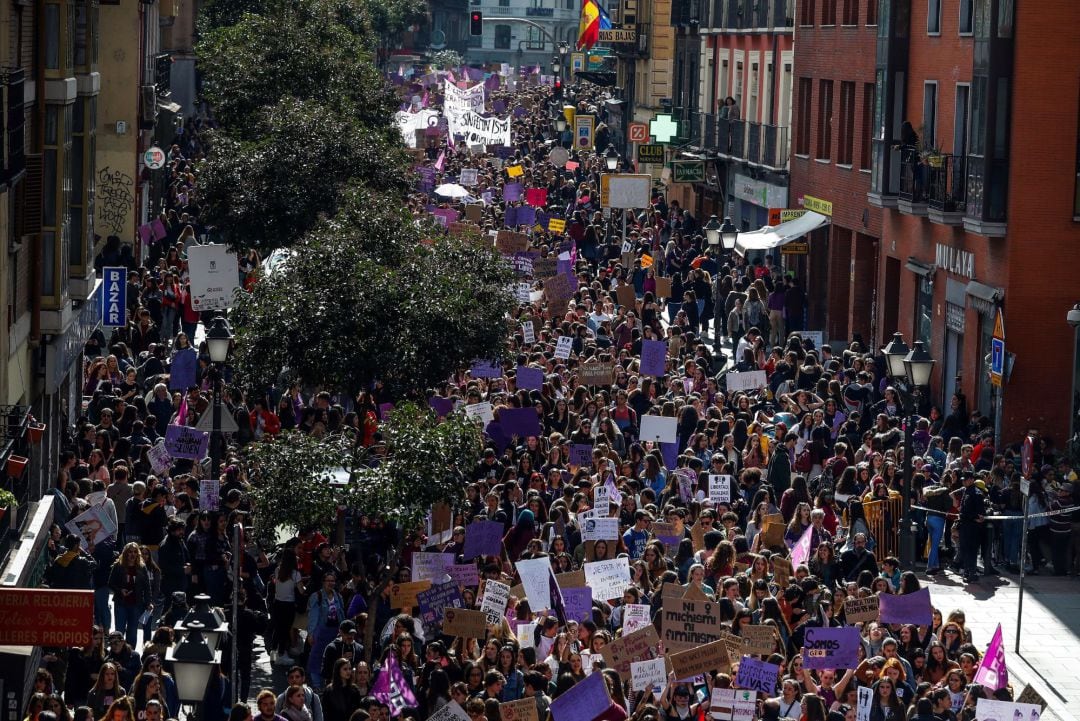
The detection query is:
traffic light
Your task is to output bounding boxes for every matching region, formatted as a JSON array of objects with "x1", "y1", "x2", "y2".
[
  {"x1": 470, "y1": 11, "x2": 483, "y2": 35},
  {"x1": 553, "y1": 79, "x2": 562, "y2": 99}
]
